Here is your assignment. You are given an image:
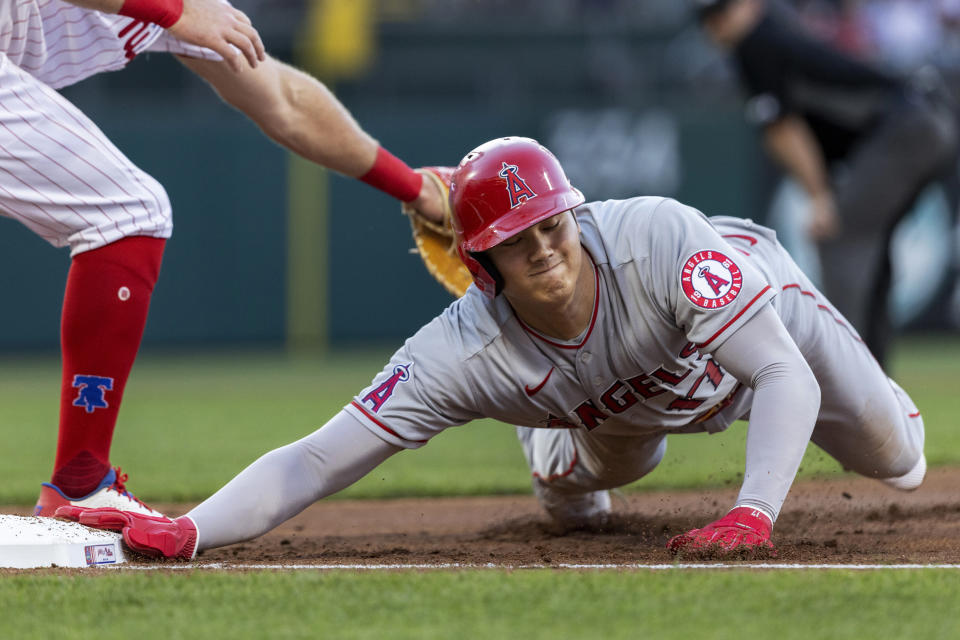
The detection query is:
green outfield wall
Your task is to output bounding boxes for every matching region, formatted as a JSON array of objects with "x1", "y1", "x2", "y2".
[{"x1": 0, "y1": 25, "x2": 955, "y2": 351}]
